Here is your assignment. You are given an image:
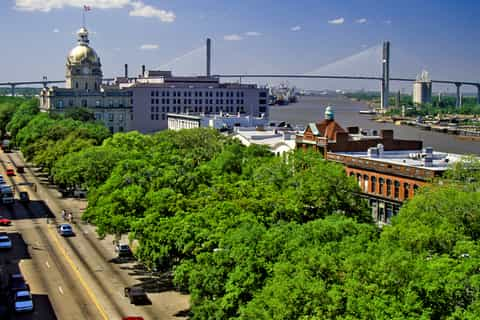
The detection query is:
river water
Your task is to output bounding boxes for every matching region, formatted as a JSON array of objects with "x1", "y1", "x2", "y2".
[{"x1": 269, "y1": 95, "x2": 480, "y2": 155}]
